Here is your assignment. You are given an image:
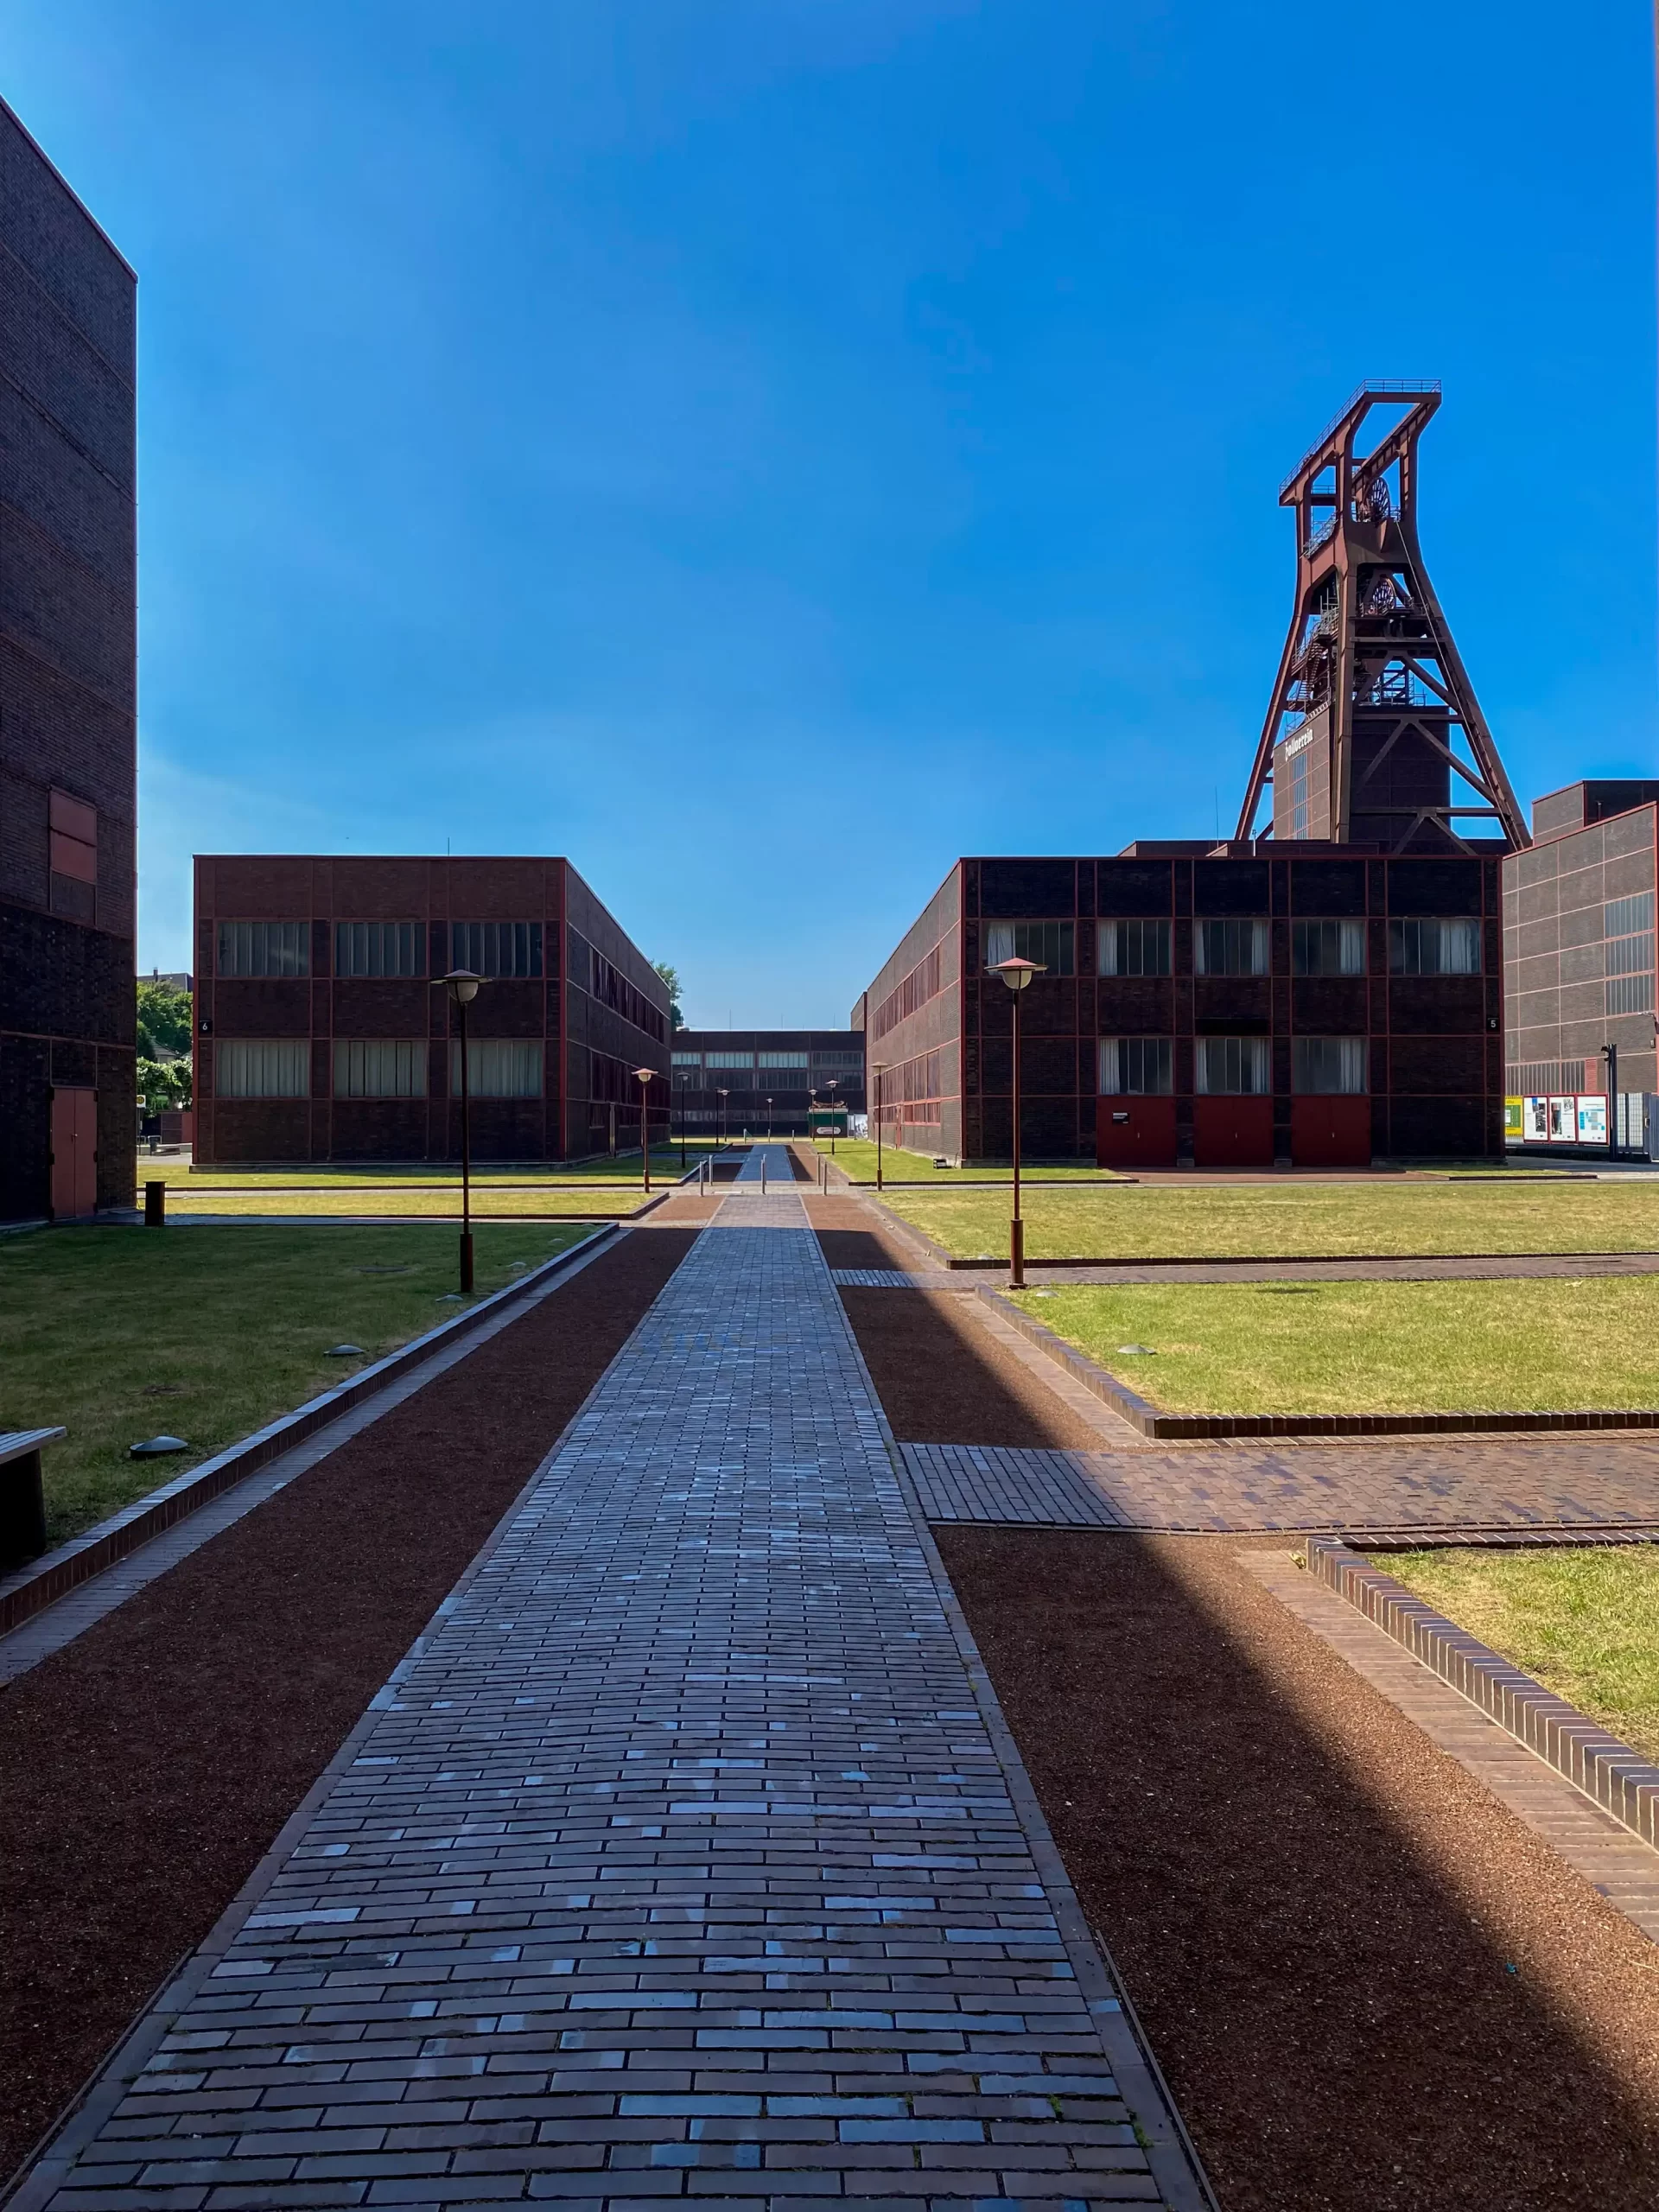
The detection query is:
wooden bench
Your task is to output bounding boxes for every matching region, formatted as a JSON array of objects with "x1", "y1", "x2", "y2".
[{"x1": 0, "y1": 1427, "x2": 65, "y2": 1573}]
